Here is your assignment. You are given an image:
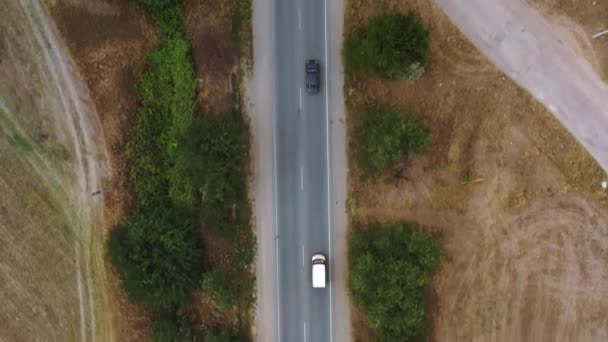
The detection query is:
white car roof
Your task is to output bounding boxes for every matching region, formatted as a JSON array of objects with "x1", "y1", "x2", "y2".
[{"x1": 312, "y1": 264, "x2": 326, "y2": 288}]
